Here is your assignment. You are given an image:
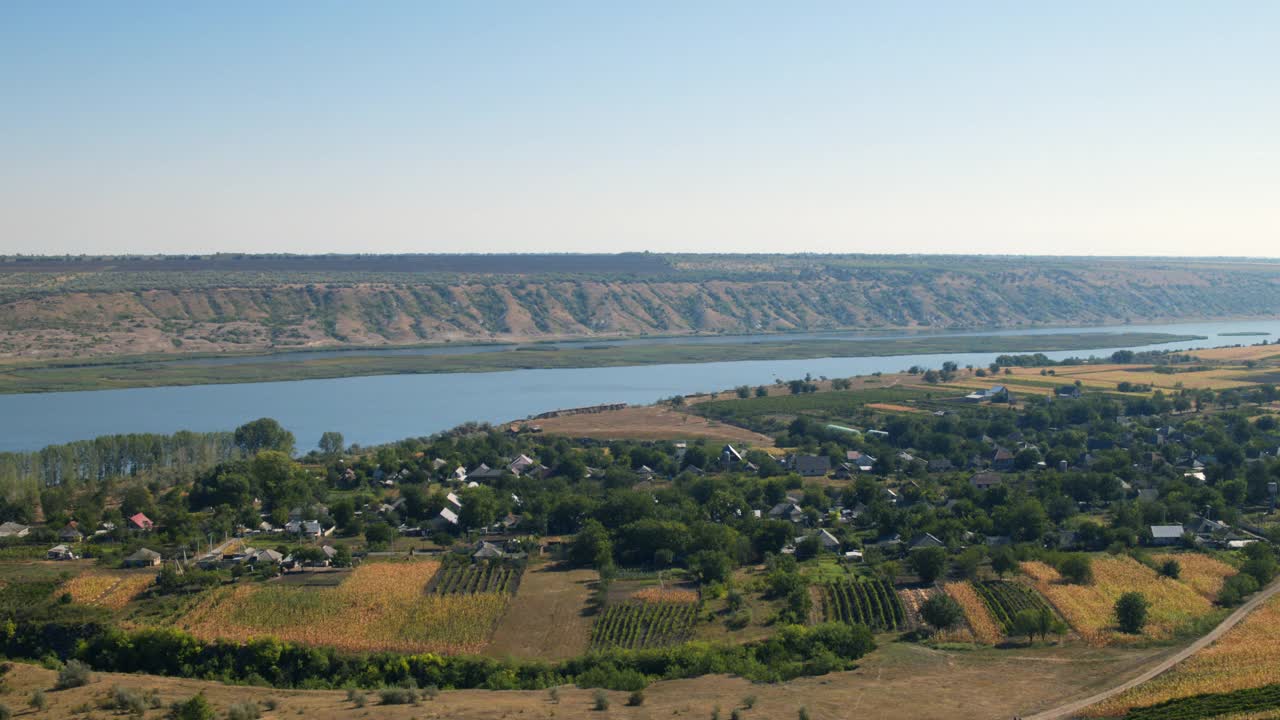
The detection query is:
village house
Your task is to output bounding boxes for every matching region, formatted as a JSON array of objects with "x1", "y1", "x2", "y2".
[
  {"x1": 1149, "y1": 524, "x2": 1185, "y2": 546},
  {"x1": 768, "y1": 502, "x2": 805, "y2": 524},
  {"x1": 0, "y1": 521, "x2": 30, "y2": 538},
  {"x1": 791, "y1": 454, "x2": 831, "y2": 477},
  {"x1": 128, "y1": 512, "x2": 154, "y2": 531},
  {"x1": 58, "y1": 524, "x2": 84, "y2": 543},
  {"x1": 47, "y1": 544, "x2": 77, "y2": 561},
  {"x1": 123, "y1": 547, "x2": 162, "y2": 568},
  {"x1": 969, "y1": 472, "x2": 1003, "y2": 491}
]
